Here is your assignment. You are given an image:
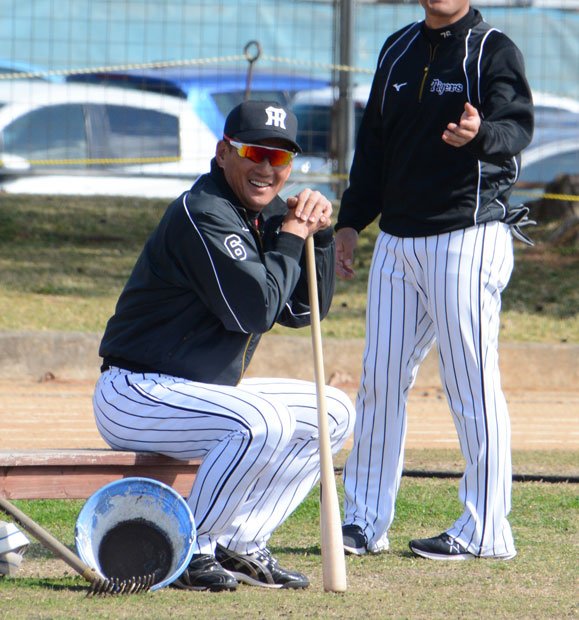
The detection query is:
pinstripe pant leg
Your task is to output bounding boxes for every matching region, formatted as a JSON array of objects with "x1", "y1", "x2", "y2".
[
  {"x1": 93, "y1": 369, "x2": 295, "y2": 556},
  {"x1": 427, "y1": 223, "x2": 515, "y2": 557},
  {"x1": 342, "y1": 232, "x2": 436, "y2": 546},
  {"x1": 217, "y1": 378, "x2": 355, "y2": 555}
]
